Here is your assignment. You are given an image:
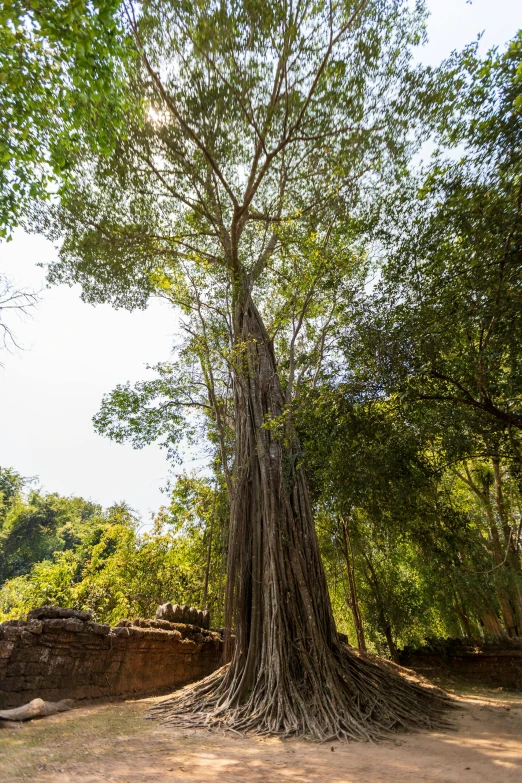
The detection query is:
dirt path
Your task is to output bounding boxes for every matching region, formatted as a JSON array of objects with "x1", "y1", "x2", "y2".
[{"x1": 0, "y1": 687, "x2": 521, "y2": 782}]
